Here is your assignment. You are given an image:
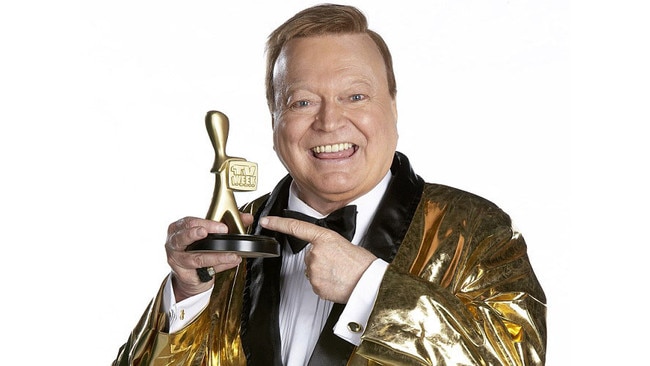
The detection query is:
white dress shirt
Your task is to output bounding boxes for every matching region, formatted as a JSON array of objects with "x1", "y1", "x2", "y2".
[{"x1": 162, "y1": 172, "x2": 391, "y2": 365}]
